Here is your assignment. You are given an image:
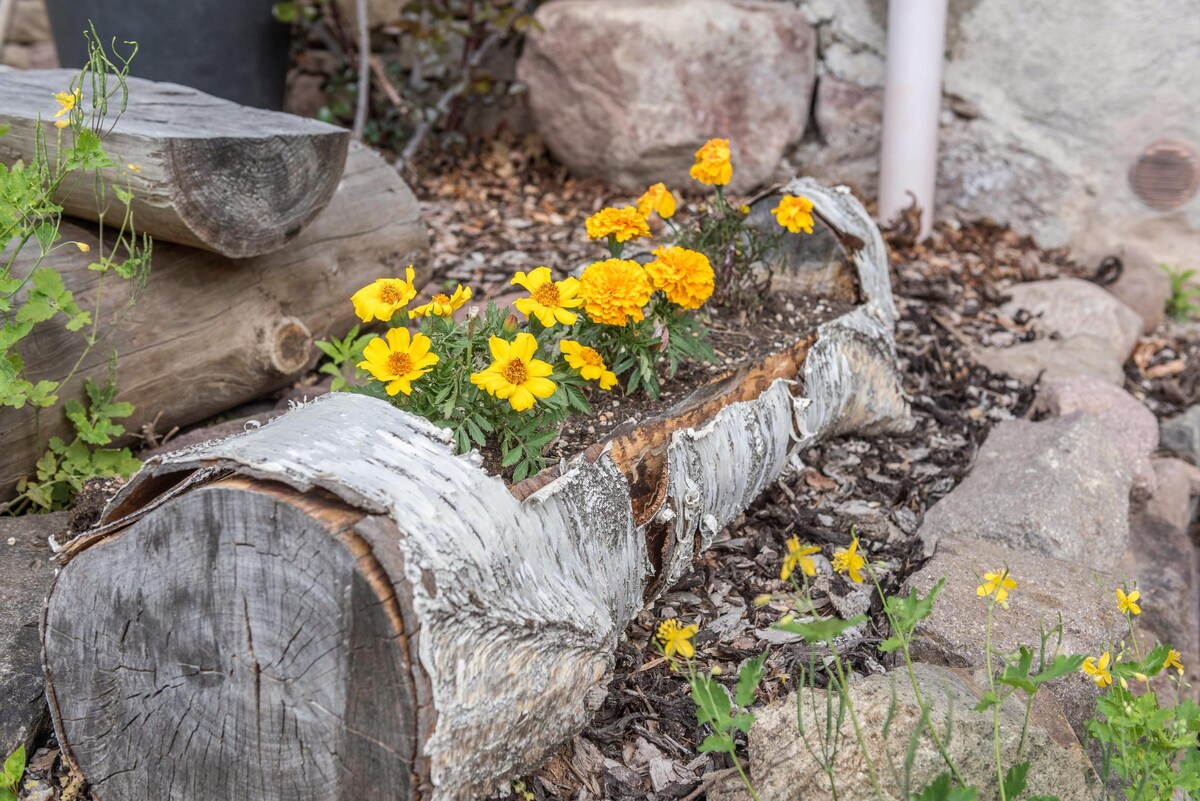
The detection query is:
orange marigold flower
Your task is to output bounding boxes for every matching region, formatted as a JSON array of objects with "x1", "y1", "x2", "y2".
[
  {"x1": 585, "y1": 206, "x2": 650, "y2": 243},
  {"x1": 689, "y1": 138, "x2": 733, "y2": 186},
  {"x1": 636, "y1": 182, "x2": 677, "y2": 220},
  {"x1": 644, "y1": 246, "x2": 714, "y2": 310},
  {"x1": 772, "y1": 194, "x2": 815, "y2": 234},
  {"x1": 579, "y1": 258, "x2": 653, "y2": 325}
]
